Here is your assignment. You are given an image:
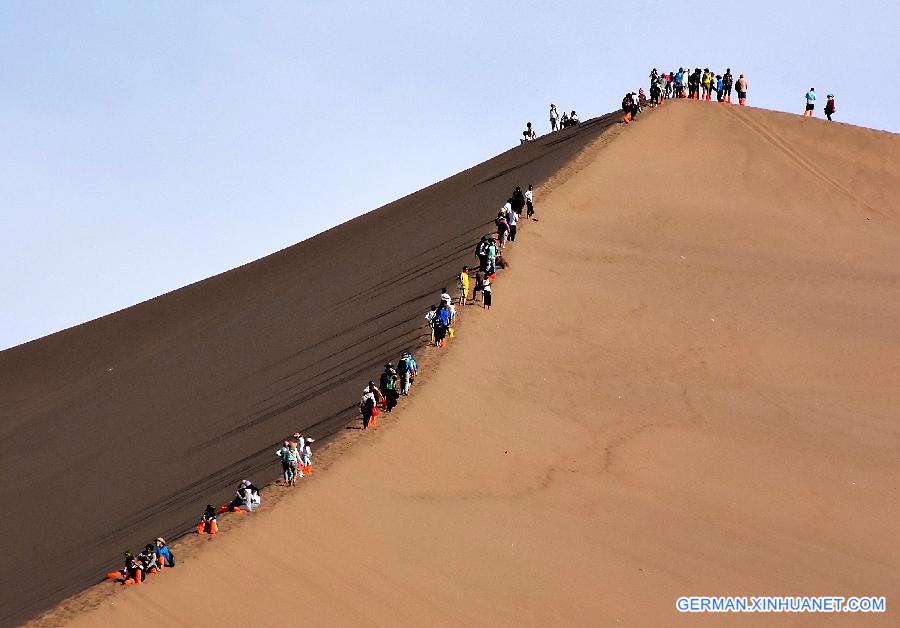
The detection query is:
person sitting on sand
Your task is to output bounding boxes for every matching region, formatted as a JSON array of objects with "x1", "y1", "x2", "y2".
[
  {"x1": 225, "y1": 479, "x2": 255, "y2": 512},
  {"x1": 138, "y1": 543, "x2": 159, "y2": 574},
  {"x1": 198, "y1": 504, "x2": 219, "y2": 534},
  {"x1": 559, "y1": 111, "x2": 569, "y2": 128},
  {"x1": 124, "y1": 551, "x2": 144, "y2": 584},
  {"x1": 106, "y1": 551, "x2": 142, "y2": 584},
  {"x1": 521, "y1": 121, "x2": 536, "y2": 143},
  {"x1": 155, "y1": 537, "x2": 175, "y2": 568},
  {"x1": 568, "y1": 110, "x2": 580, "y2": 124}
]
